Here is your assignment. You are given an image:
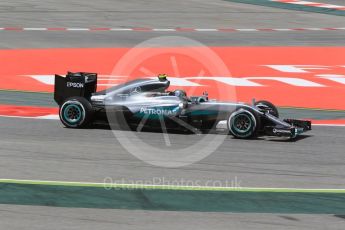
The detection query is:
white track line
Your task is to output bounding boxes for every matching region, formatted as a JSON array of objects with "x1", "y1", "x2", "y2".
[
  {"x1": 0, "y1": 115, "x2": 59, "y2": 120},
  {"x1": 152, "y1": 28, "x2": 176, "y2": 32},
  {"x1": 110, "y1": 28, "x2": 133, "y2": 31},
  {"x1": 195, "y1": 29, "x2": 219, "y2": 32},
  {"x1": 313, "y1": 124, "x2": 345, "y2": 127},
  {"x1": 235, "y1": 29, "x2": 258, "y2": 32},
  {"x1": 23, "y1": 28, "x2": 47, "y2": 31},
  {"x1": 66, "y1": 28, "x2": 90, "y2": 31}
]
